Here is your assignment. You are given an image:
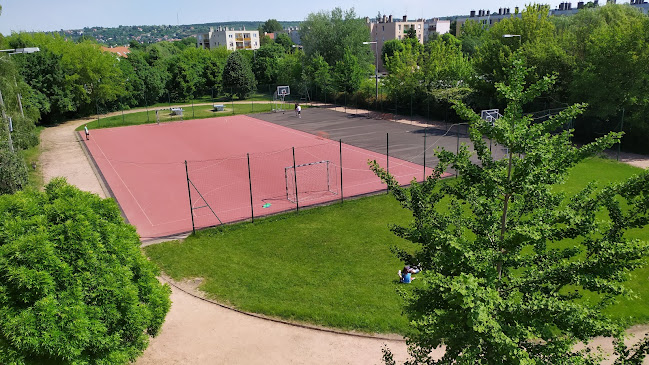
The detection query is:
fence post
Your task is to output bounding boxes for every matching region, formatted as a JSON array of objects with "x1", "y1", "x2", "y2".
[
  {"x1": 247, "y1": 153, "x2": 254, "y2": 222},
  {"x1": 292, "y1": 147, "x2": 299, "y2": 212},
  {"x1": 617, "y1": 108, "x2": 625, "y2": 161},
  {"x1": 387, "y1": 133, "x2": 389, "y2": 177},
  {"x1": 423, "y1": 129, "x2": 427, "y2": 181},
  {"x1": 339, "y1": 139, "x2": 344, "y2": 204},
  {"x1": 185, "y1": 160, "x2": 195, "y2": 235},
  {"x1": 456, "y1": 125, "x2": 460, "y2": 178},
  {"x1": 410, "y1": 93, "x2": 413, "y2": 124}
]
